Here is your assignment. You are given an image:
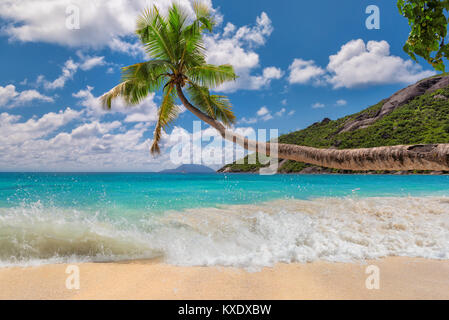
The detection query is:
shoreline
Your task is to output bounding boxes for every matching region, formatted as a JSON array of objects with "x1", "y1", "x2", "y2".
[{"x1": 1, "y1": 257, "x2": 448, "y2": 300}]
